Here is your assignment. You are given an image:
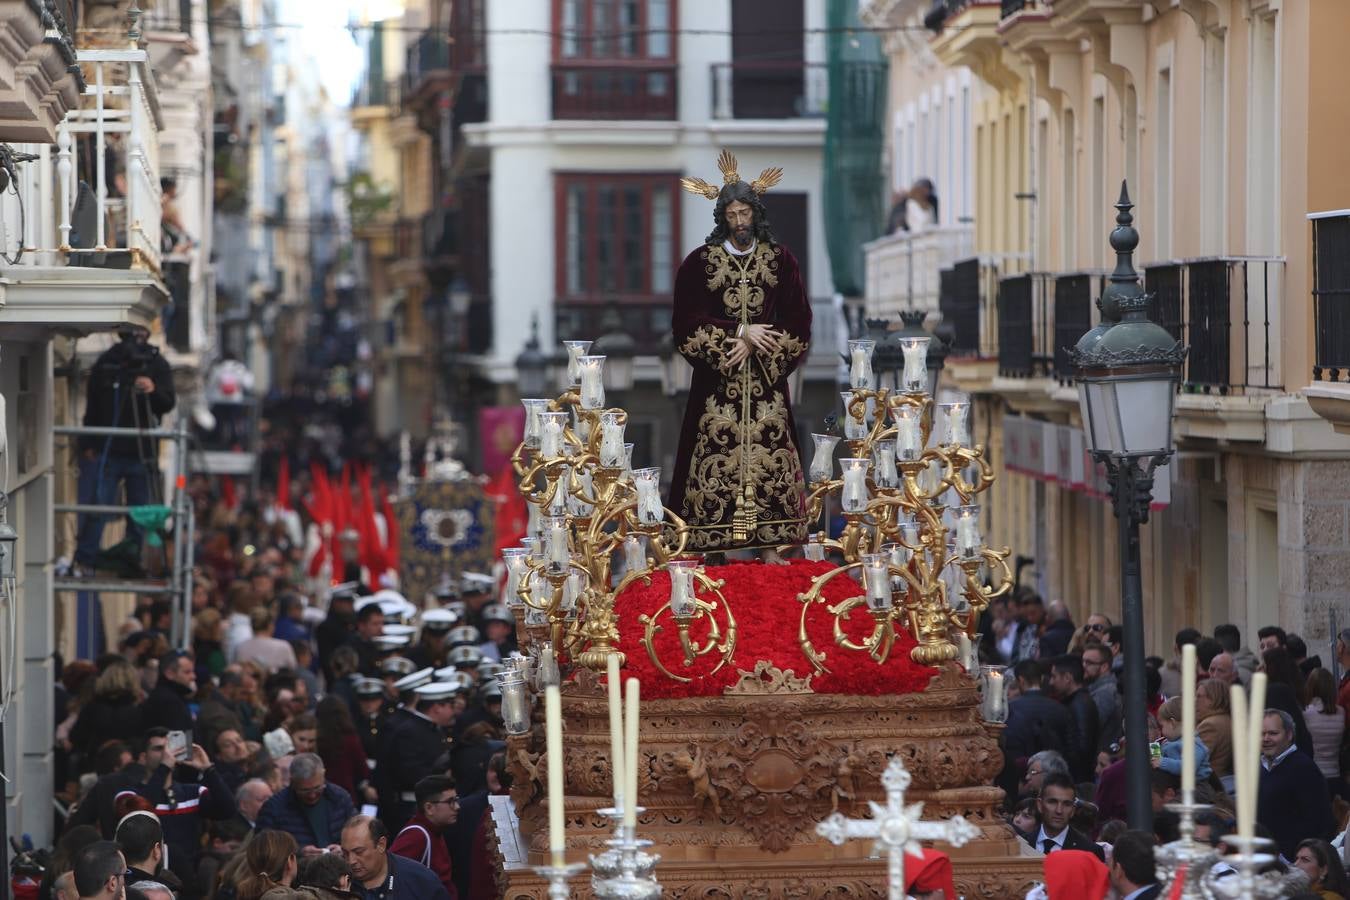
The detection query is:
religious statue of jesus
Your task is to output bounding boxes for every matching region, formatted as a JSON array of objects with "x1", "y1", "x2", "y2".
[{"x1": 666, "y1": 150, "x2": 812, "y2": 554}]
